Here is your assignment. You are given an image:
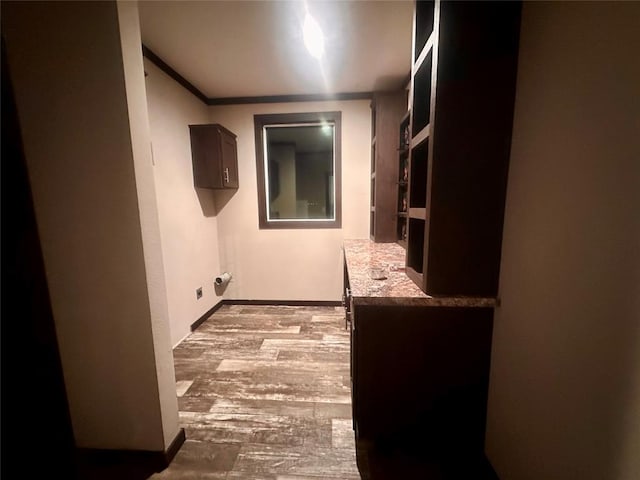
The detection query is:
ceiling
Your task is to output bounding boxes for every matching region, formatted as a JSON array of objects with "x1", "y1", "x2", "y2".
[{"x1": 138, "y1": 0, "x2": 414, "y2": 100}]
